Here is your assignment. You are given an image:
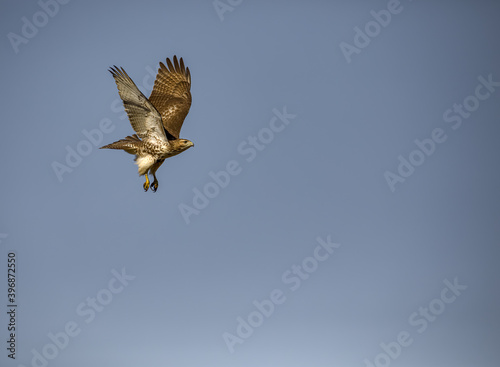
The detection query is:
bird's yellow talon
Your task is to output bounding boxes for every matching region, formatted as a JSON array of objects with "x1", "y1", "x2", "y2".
[
  {"x1": 143, "y1": 174, "x2": 150, "y2": 192},
  {"x1": 151, "y1": 180, "x2": 158, "y2": 192}
]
